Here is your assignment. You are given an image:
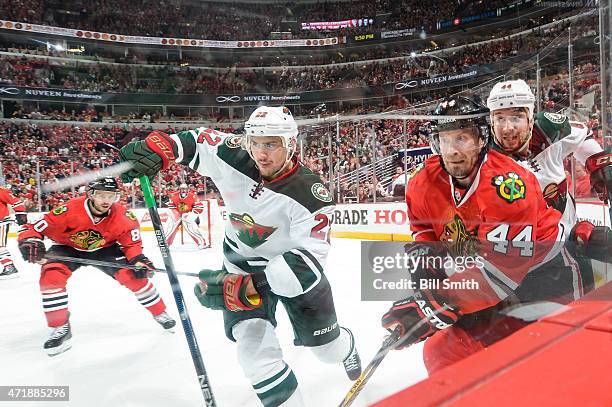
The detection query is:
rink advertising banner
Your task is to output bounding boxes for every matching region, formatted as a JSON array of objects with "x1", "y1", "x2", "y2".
[
  {"x1": 380, "y1": 28, "x2": 417, "y2": 39},
  {"x1": 0, "y1": 86, "x2": 370, "y2": 106},
  {"x1": 301, "y1": 18, "x2": 374, "y2": 30},
  {"x1": 0, "y1": 68, "x2": 489, "y2": 107},
  {"x1": 0, "y1": 20, "x2": 343, "y2": 49},
  {"x1": 393, "y1": 69, "x2": 481, "y2": 92},
  {"x1": 14, "y1": 201, "x2": 608, "y2": 241},
  {"x1": 436, "y1": 0, "x2": 538, "y2": 29},
  {"x1": 398, "y1": 146, "x2": 433, "y2": 168}
]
